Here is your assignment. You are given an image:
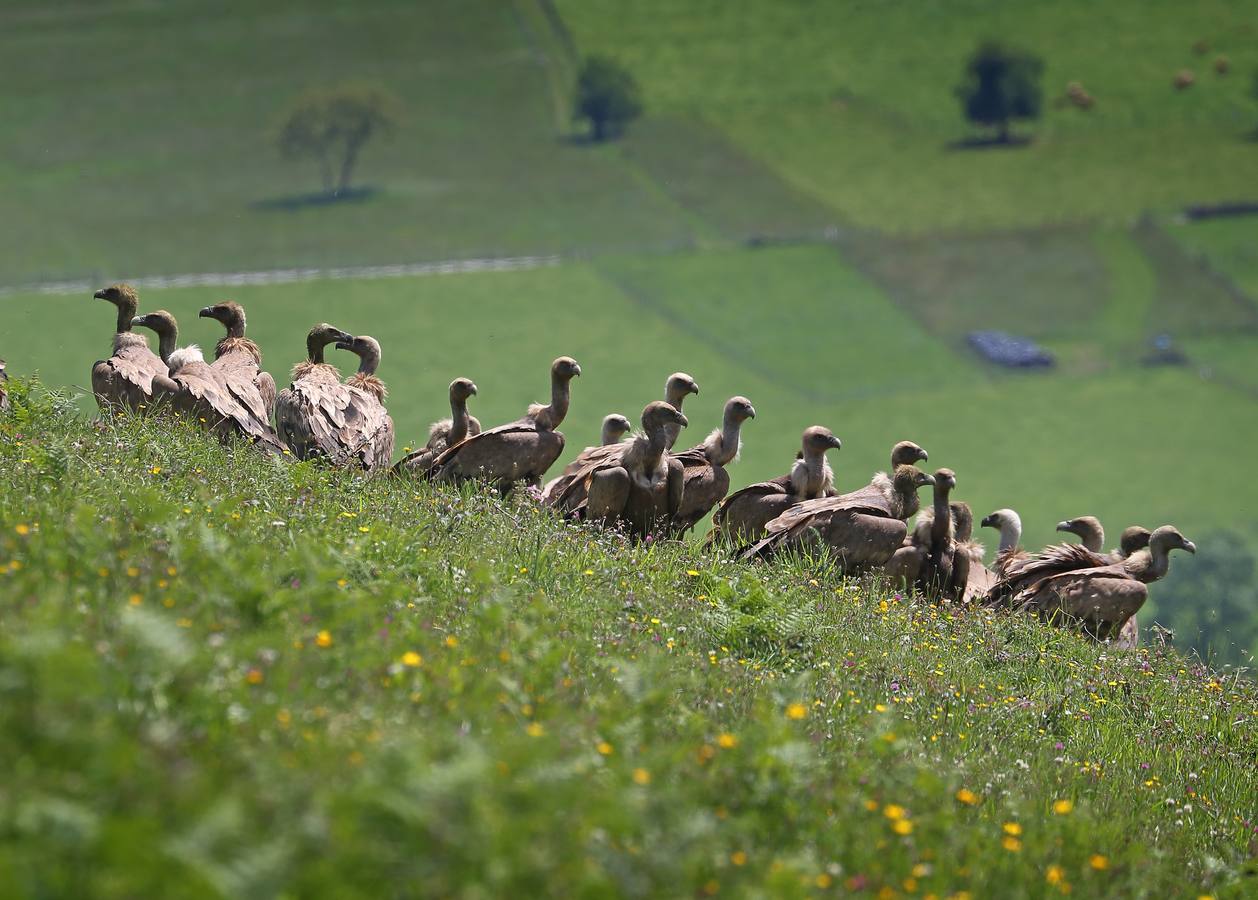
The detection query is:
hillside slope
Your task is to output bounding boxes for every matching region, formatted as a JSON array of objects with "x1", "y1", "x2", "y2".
[{"x1": 1, "y1": 382, "x2": 1254, "y2": 897}]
